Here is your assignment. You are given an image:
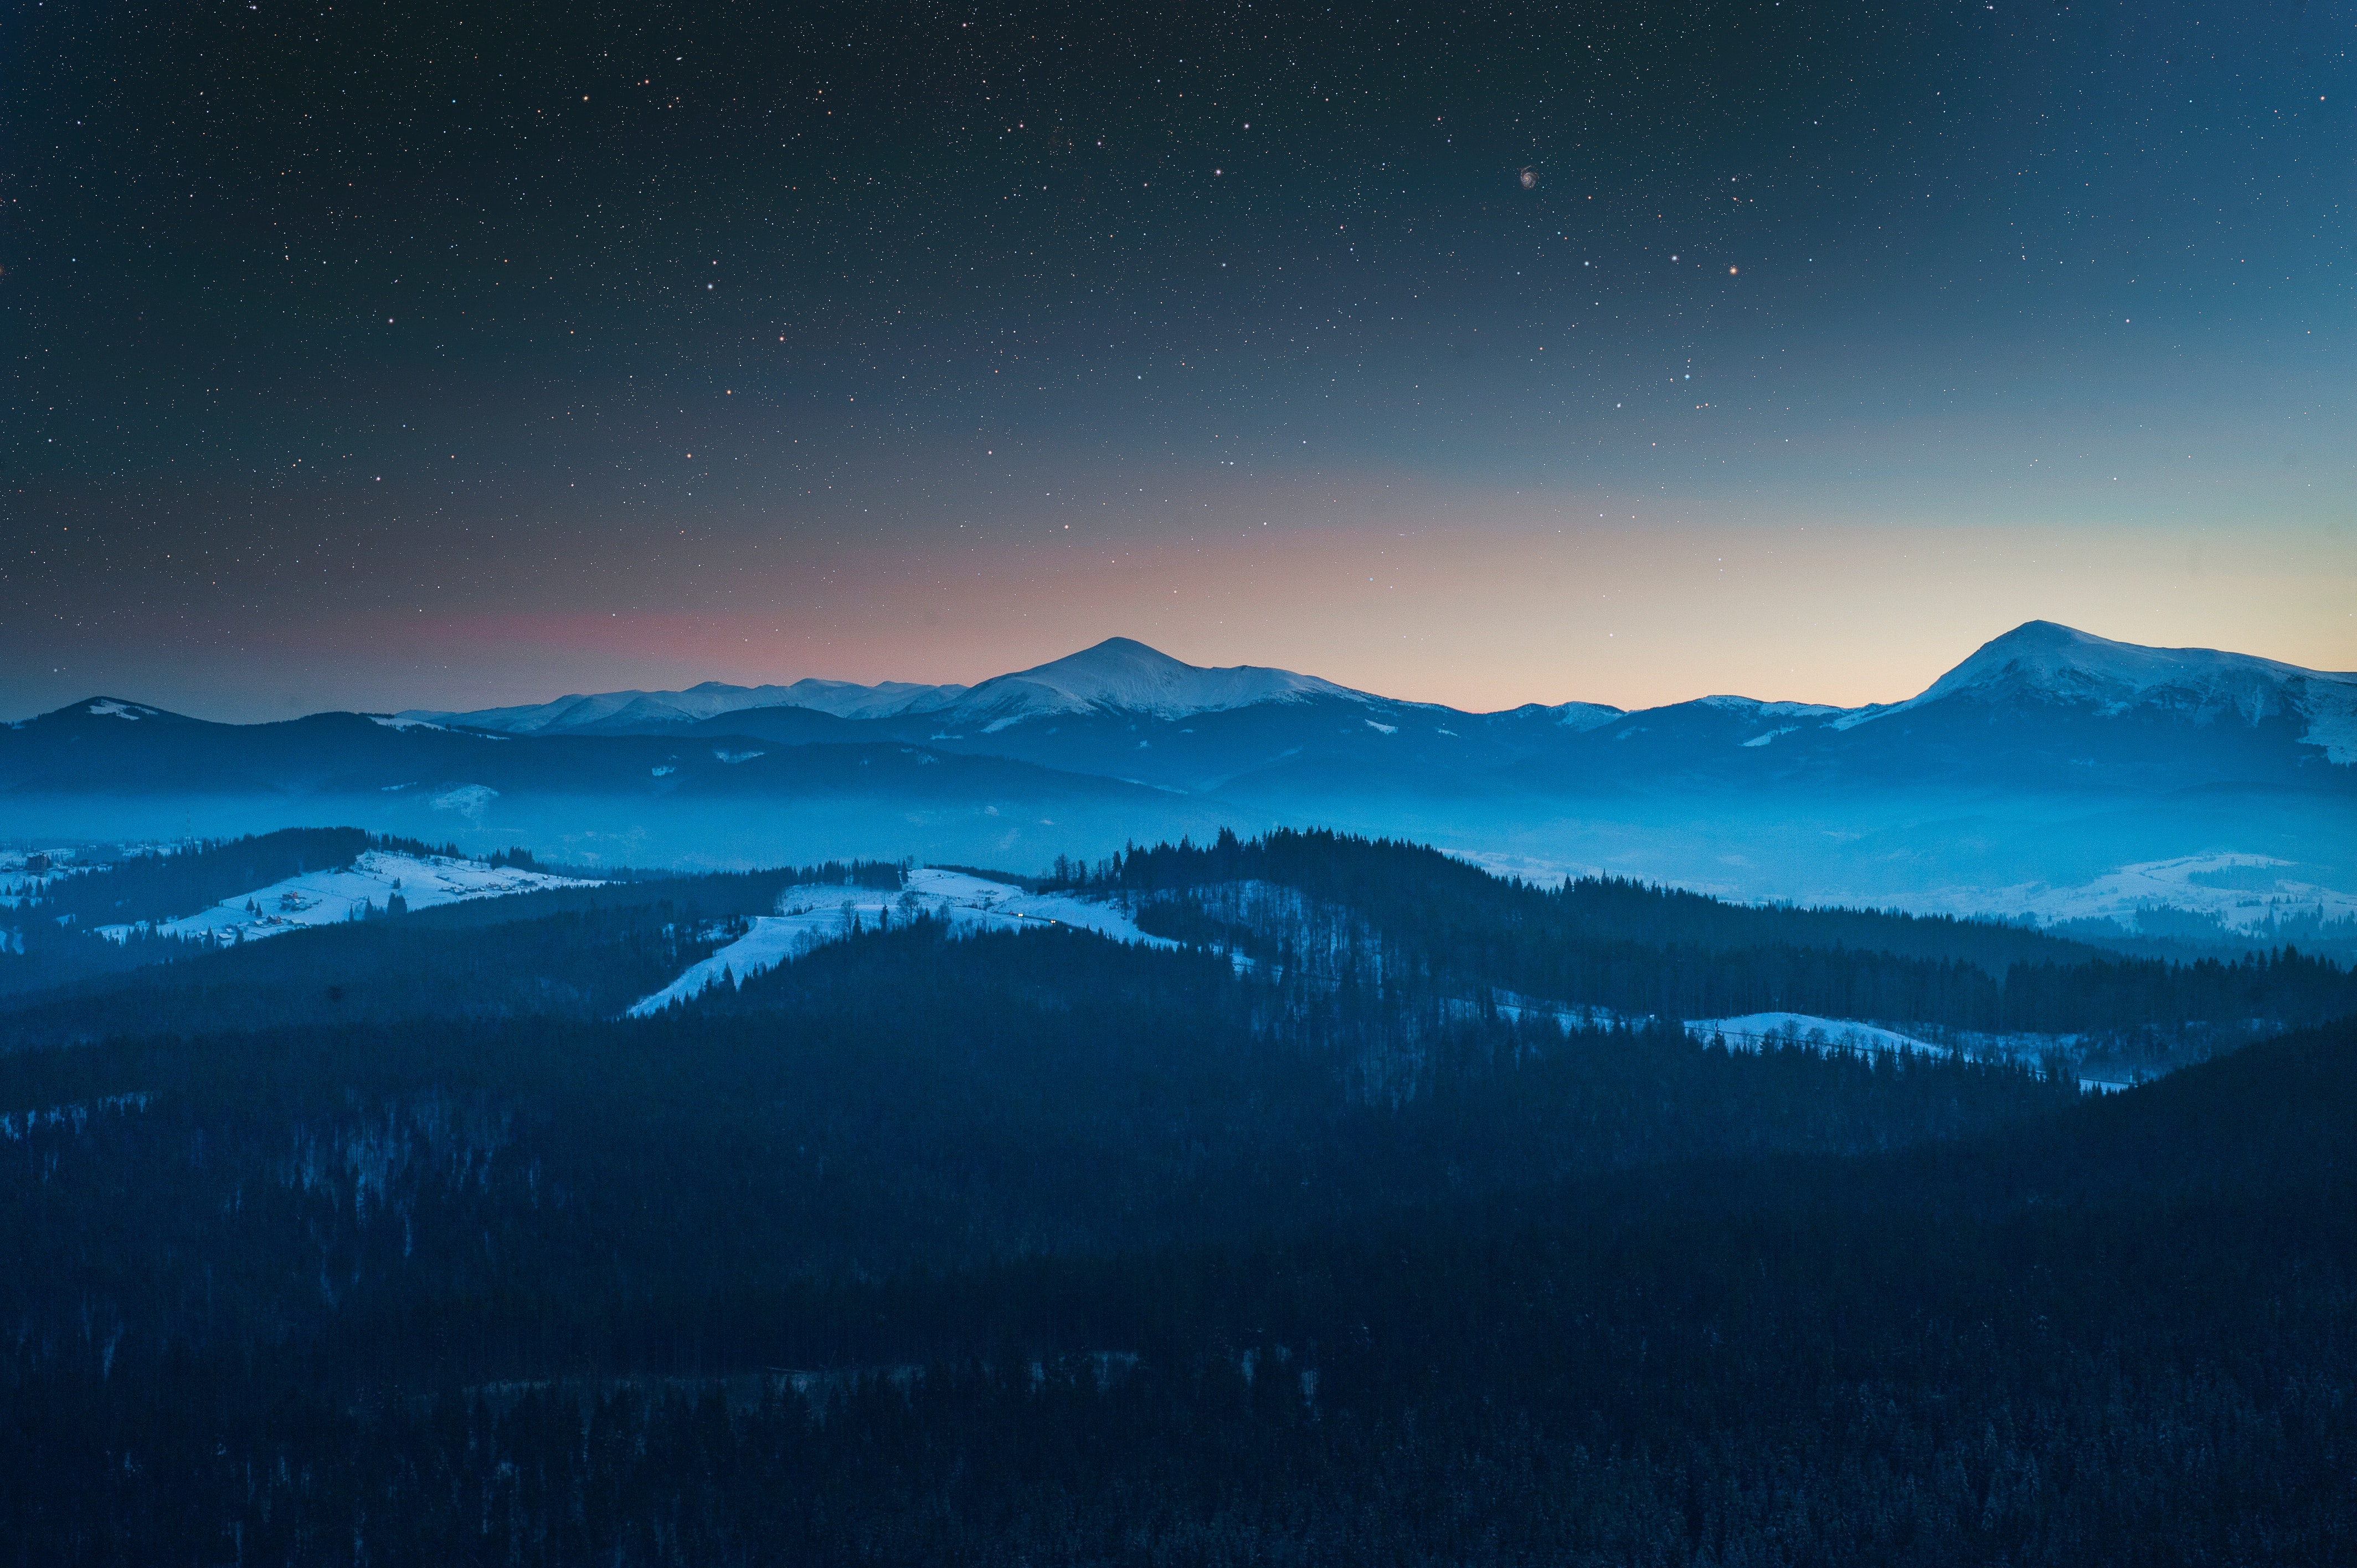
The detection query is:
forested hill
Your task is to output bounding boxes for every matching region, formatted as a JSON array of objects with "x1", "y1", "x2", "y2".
[
  {"x1": 7, "y1": 825, "x2": 2350, "y2": 1056},
  {"x1": 1, "y1": 917, "x2": 2349, "y2": 1562},
  {"x1": 1100, "y1": 828, "x2": 2111, "y2": 968},
  {"x1": 22, "y1": 829, "x2": 542, "y2": 931},
  {"x1": 1086, "y1": 828, "x2": 2357, "y2": 1039},
  {"x1": 0, "y1": 859, "x2": 910, "y2": 1051}
]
